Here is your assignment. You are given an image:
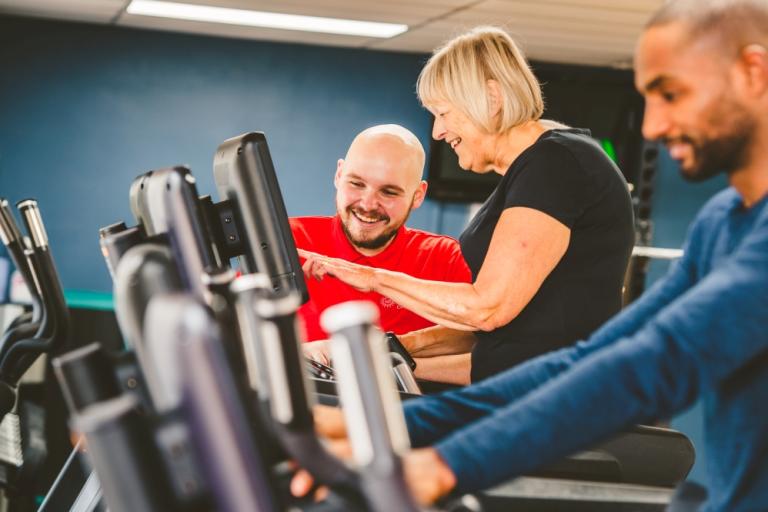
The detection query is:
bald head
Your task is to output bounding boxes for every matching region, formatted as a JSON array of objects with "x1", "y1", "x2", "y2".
[
  {"x1": 345, "y1": 124, "x2": 425, "y2": 188},
  {"x1": 334, "y1": 124, "x2": 428, "y2": 255},
  {"x1": 646, "y1": 0, "x2": 768, "y2": 56}
]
